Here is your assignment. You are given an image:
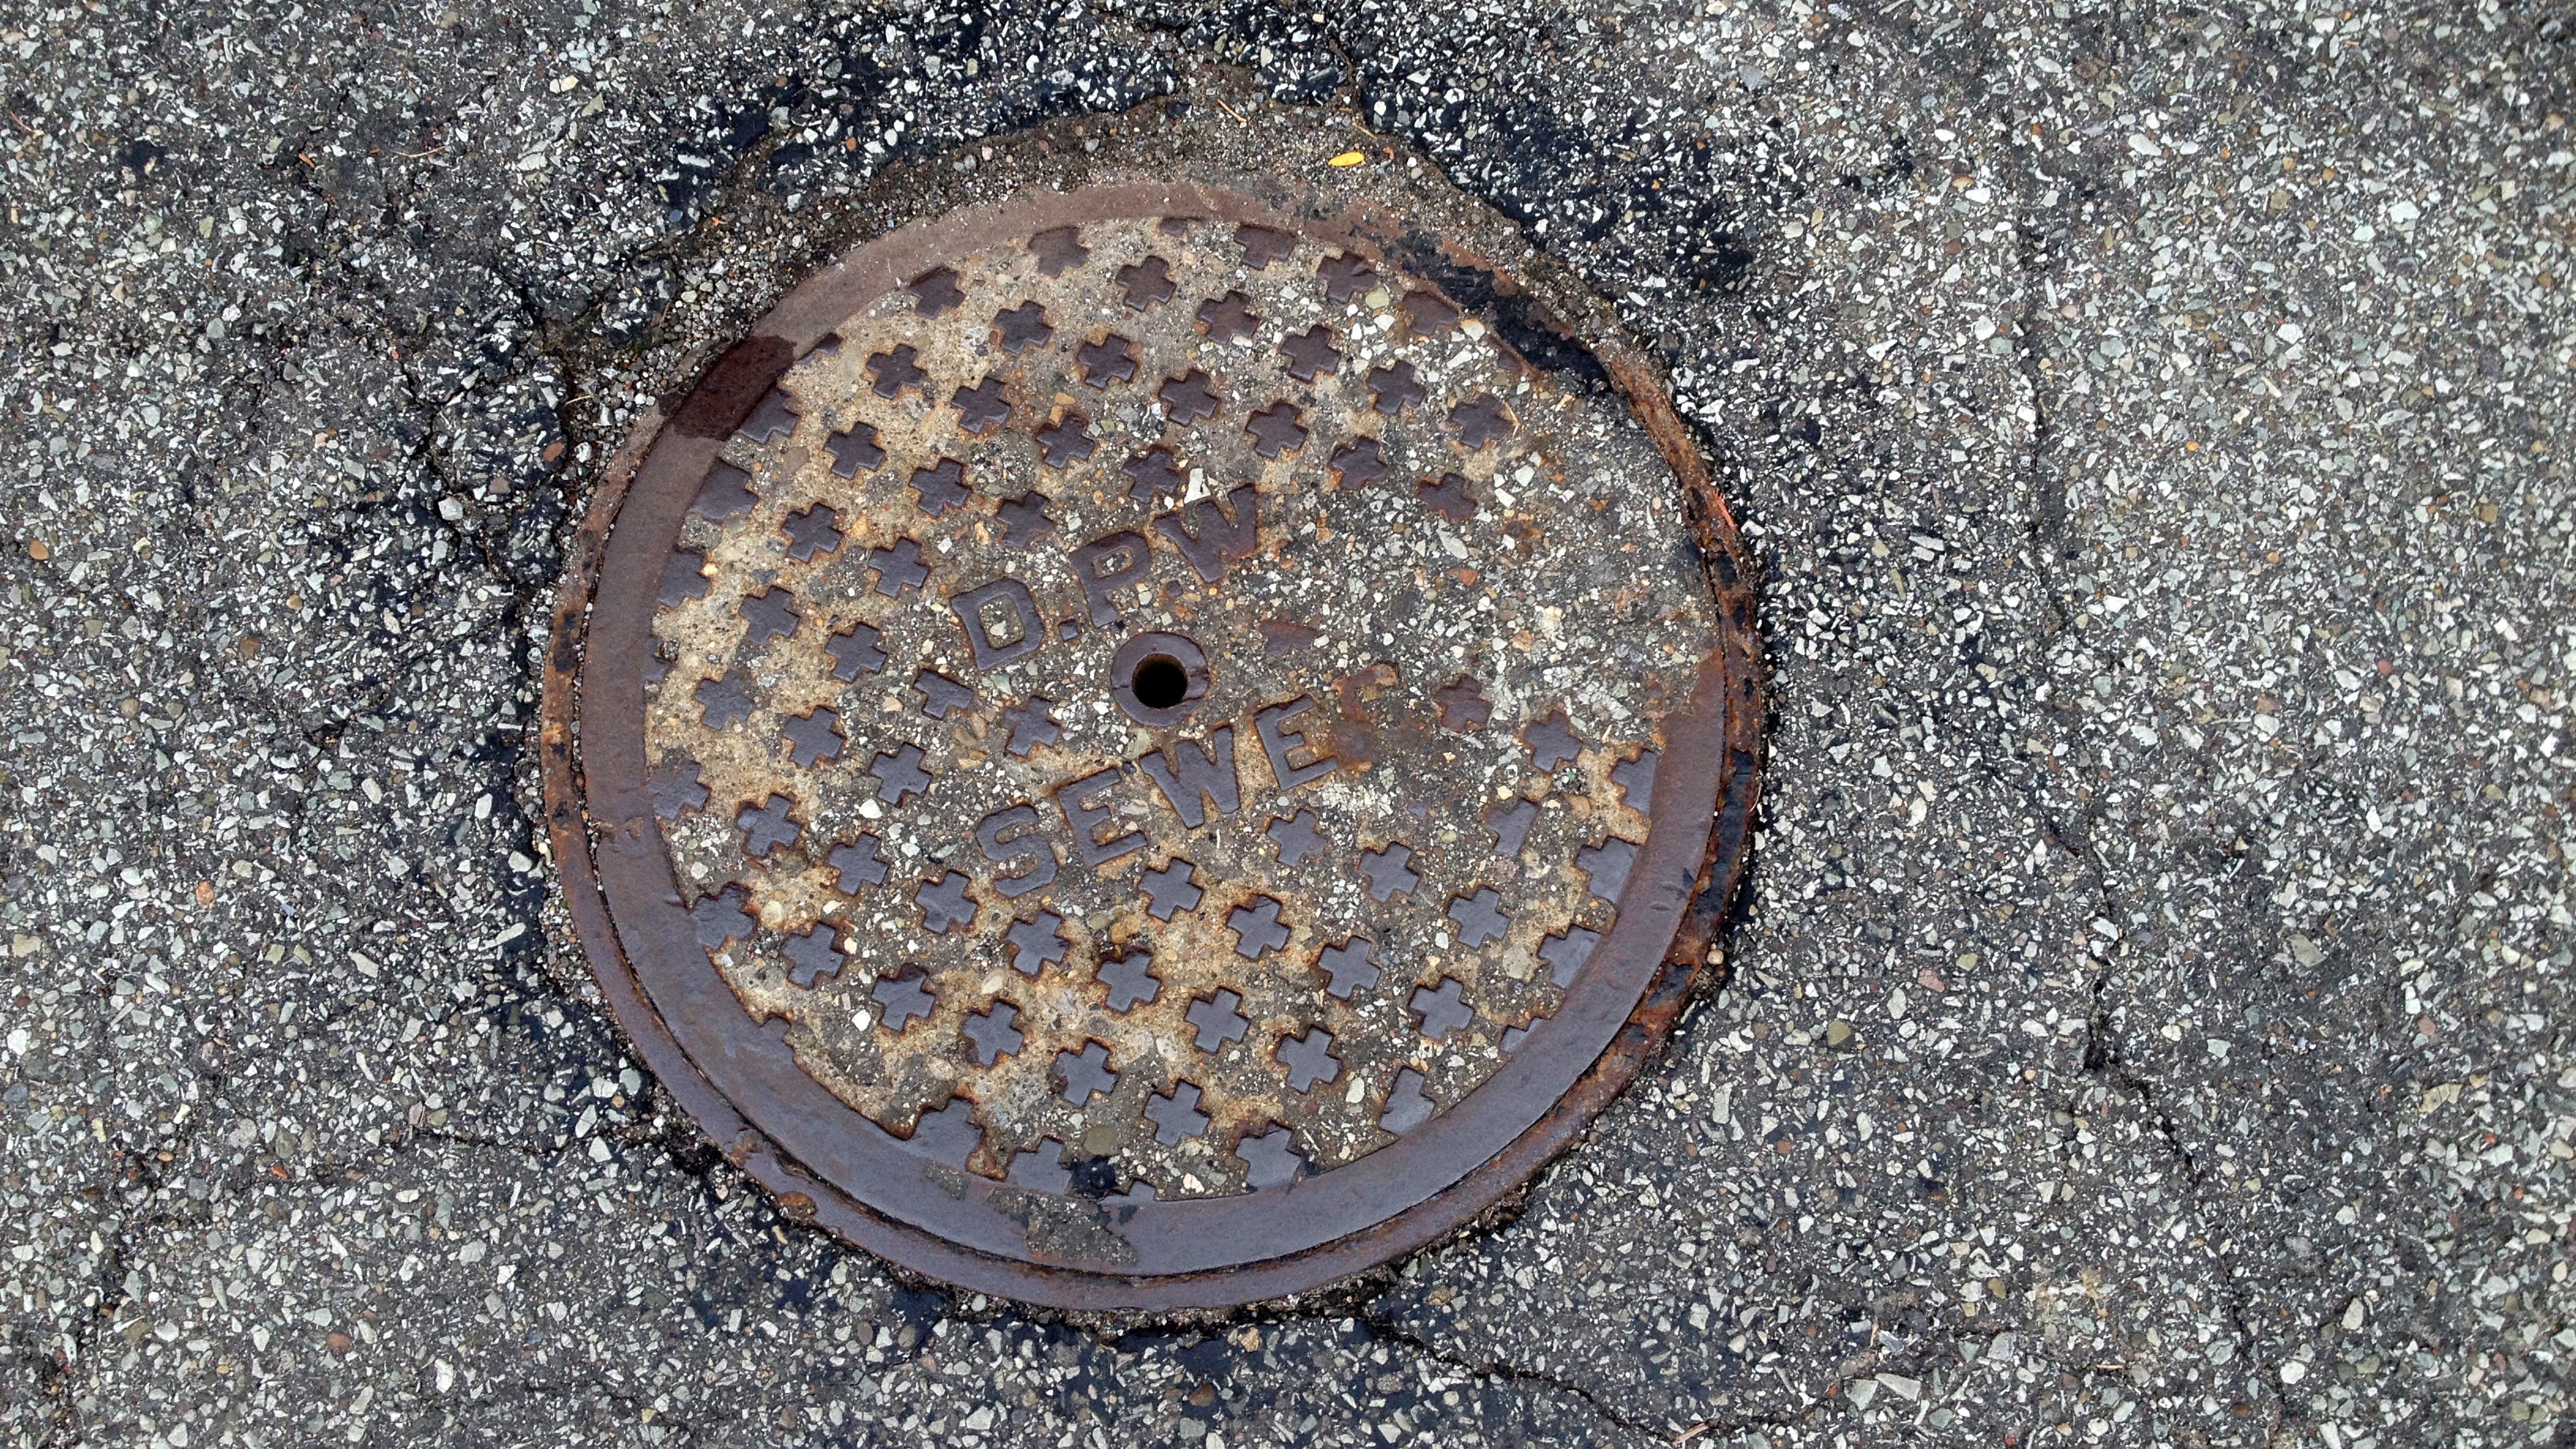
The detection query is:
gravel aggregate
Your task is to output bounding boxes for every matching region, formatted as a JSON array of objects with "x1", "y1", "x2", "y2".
[{"x1": 2, "y1": 2, "x2": 2569, "y2": 1445}]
